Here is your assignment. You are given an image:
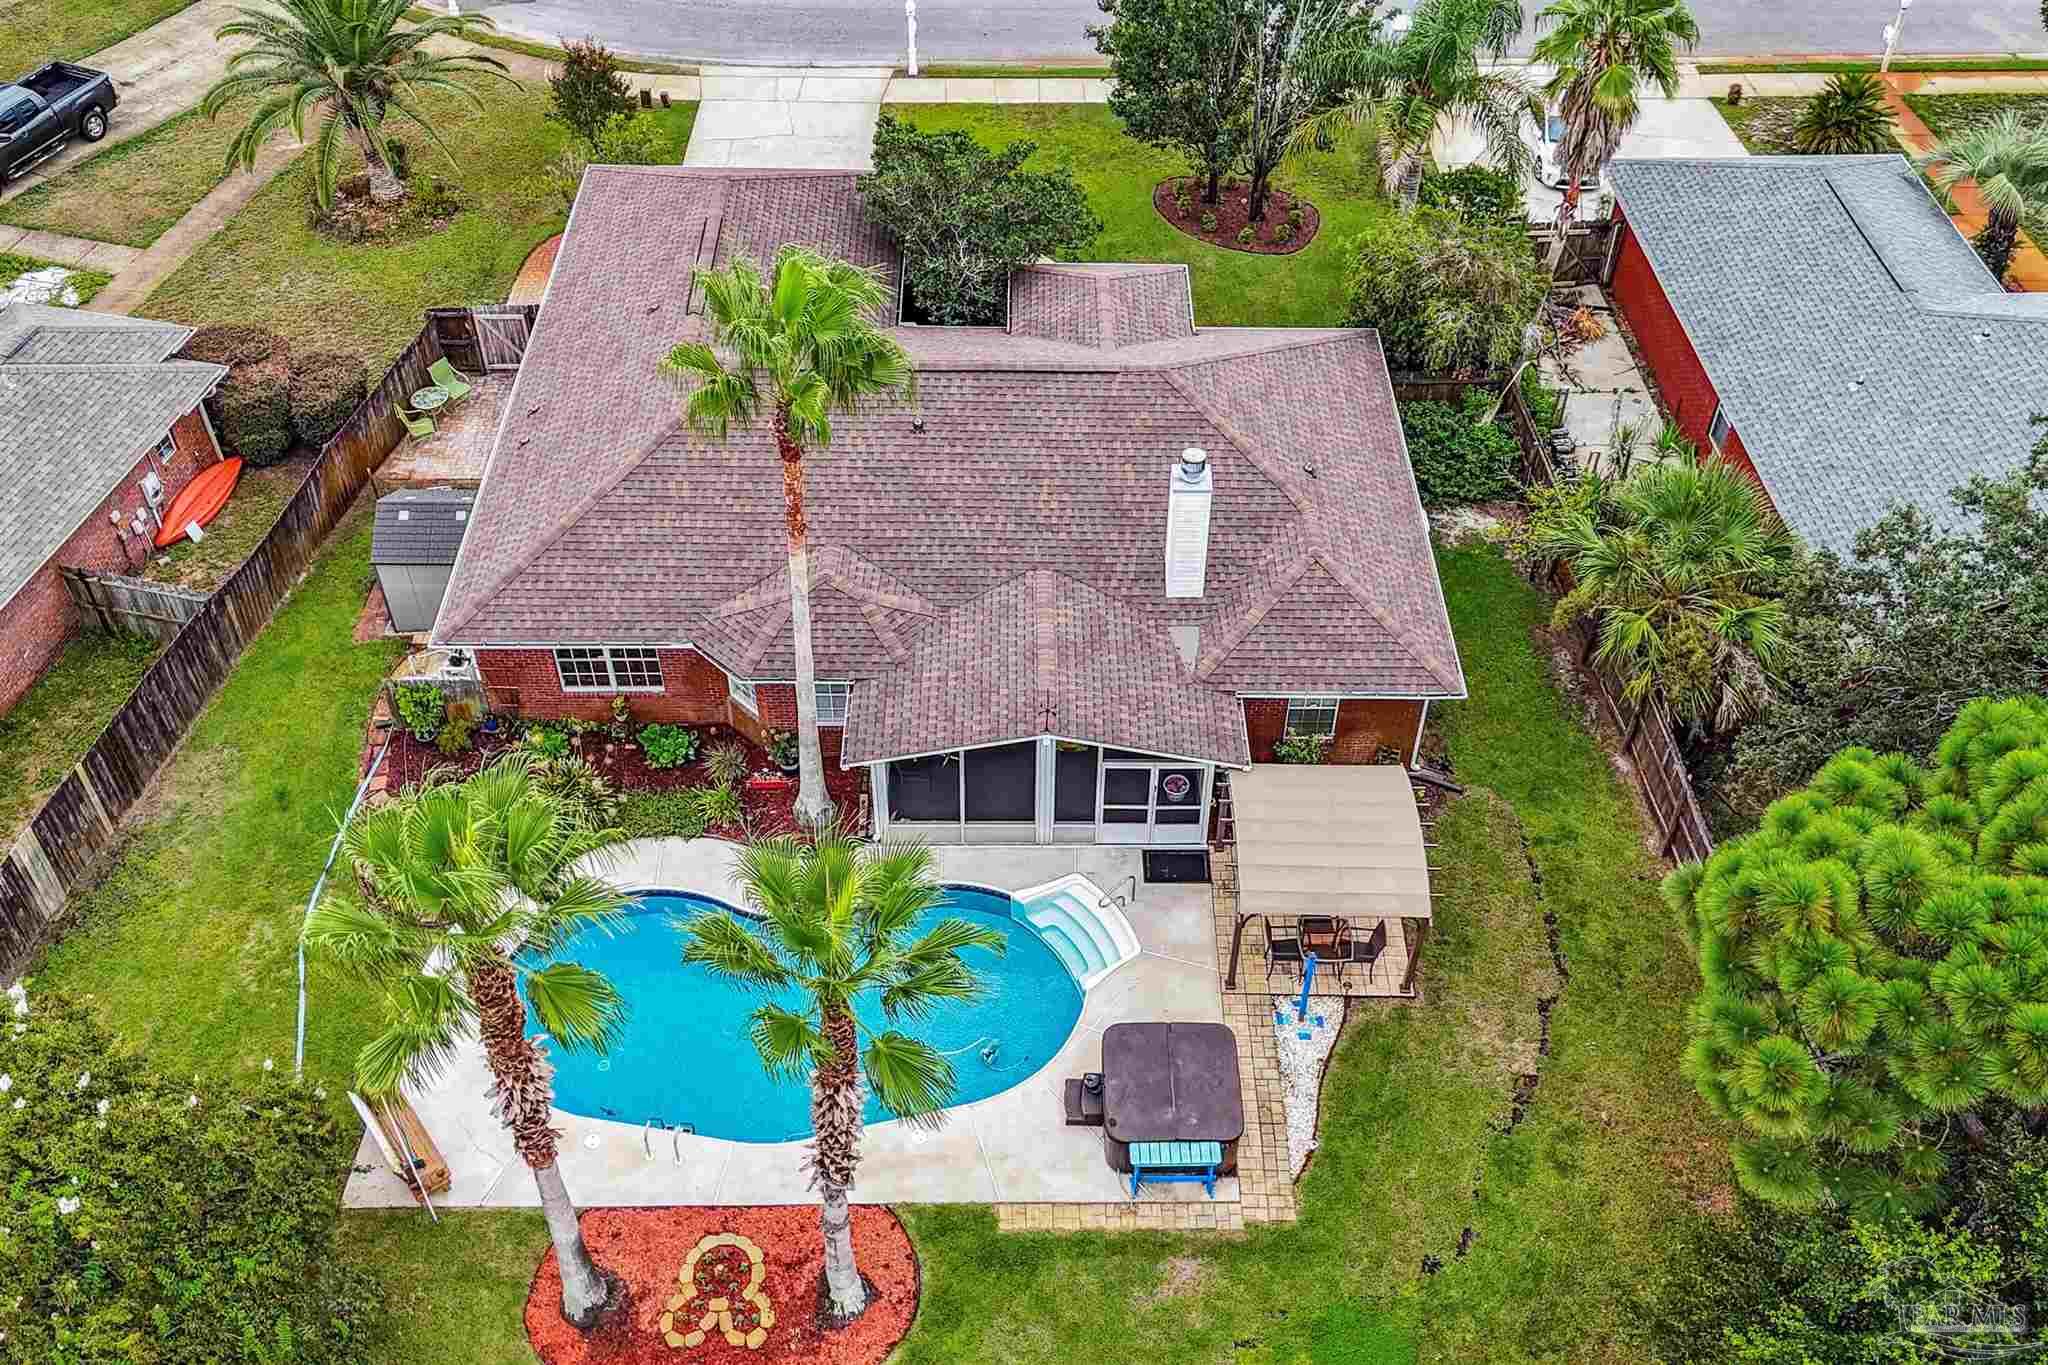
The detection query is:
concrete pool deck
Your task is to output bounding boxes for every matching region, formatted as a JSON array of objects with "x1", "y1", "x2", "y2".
[{"x1": 341, "y1": 841, "x2": 1233, "y2": 1210}]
